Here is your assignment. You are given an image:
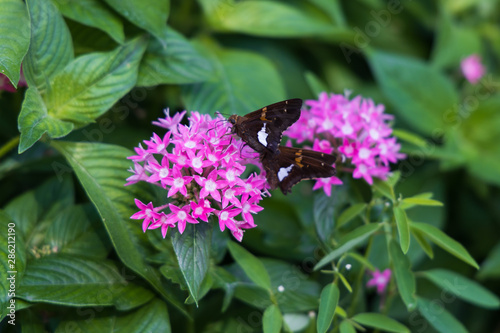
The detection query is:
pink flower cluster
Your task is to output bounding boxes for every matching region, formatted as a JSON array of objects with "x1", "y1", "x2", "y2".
[
  {"x1": 285, "y1": 92, "x2": 405, "y2": 194},
  {"x1": 126, "y1": 109, "x2": 268, "y2": 241},
  {"x1": 461, "y1": 54, "x2": 485, "y2": 84}
]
